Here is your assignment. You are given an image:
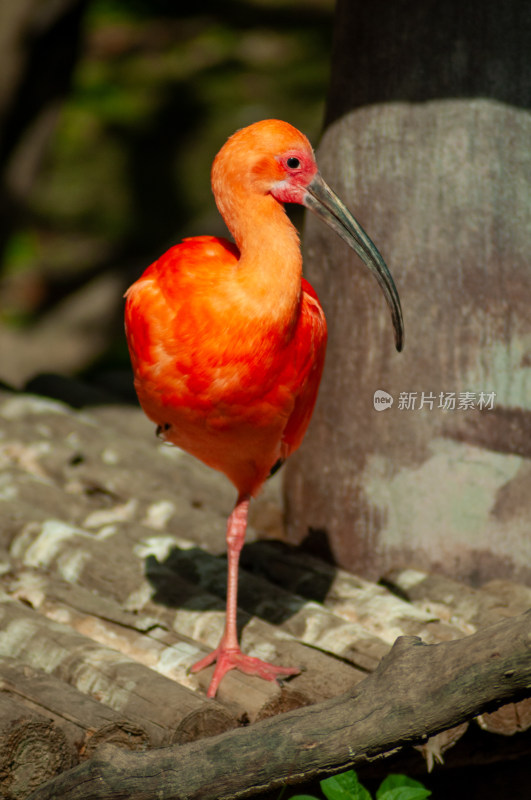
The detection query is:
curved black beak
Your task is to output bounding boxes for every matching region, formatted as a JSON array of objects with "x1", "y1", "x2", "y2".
[{"x1": 303, "y1": 173, "x2": 404, "y2": 352}]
